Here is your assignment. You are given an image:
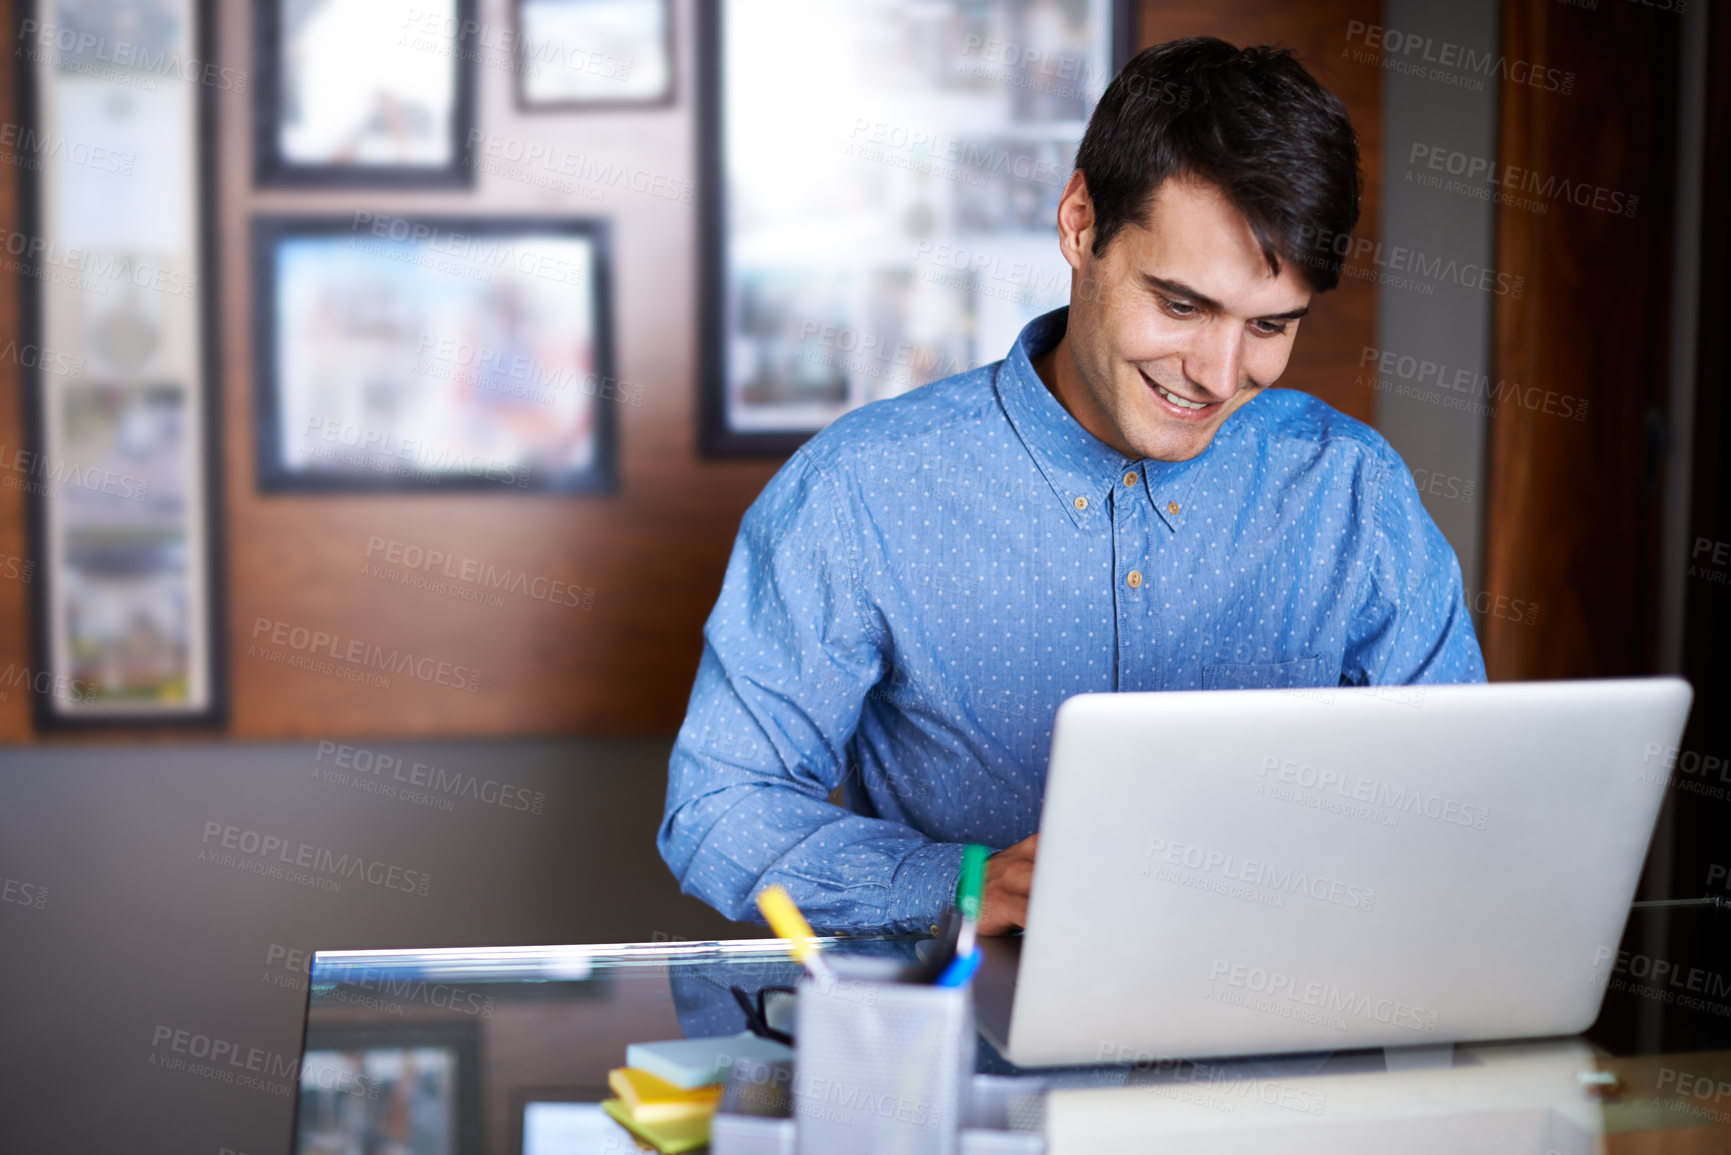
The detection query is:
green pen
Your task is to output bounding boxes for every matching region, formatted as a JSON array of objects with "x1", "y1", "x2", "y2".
[{"x1": 953, "y1": 843, "x2": 990, "y2": 962}]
